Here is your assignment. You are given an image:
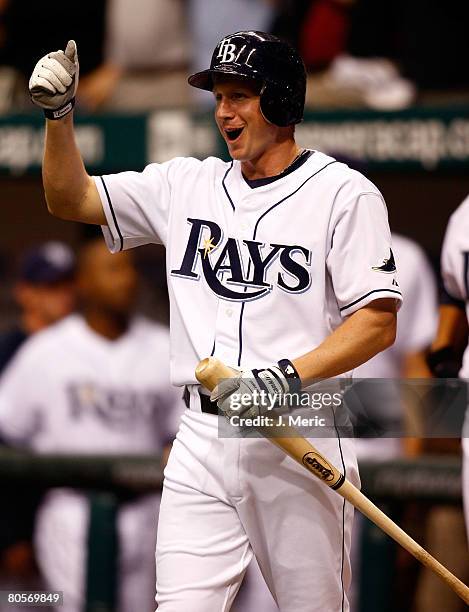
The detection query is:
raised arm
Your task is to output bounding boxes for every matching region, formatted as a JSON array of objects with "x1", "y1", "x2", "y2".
[{"x1": 29, "y1": 41, "x2": 105, "y2": 225}]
